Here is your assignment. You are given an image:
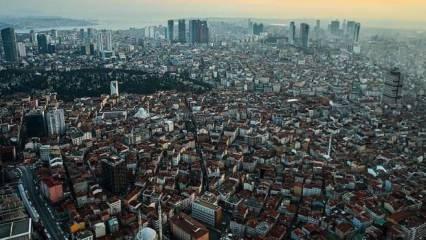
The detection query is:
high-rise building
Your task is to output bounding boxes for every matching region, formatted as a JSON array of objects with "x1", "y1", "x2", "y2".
[
  {"x1": 37, "y1": 34, "x2": 49, "y2": 54},
  {"x1": 252, "y1": 23, "x2": 264, "y2": 36},
  {"x1": 288, "y1": 21, "x2": 296, "y2": 45},
  {"x1": 300, "y1": 23, "x2": 310, "y2": 49},
  {"x1": 79, "y1": 28, "x2": 85, "y2": 42},
  {"x1": 189, "y1": 20, "x2": 209, "y2": 44},
  {"x1": 104, "y1": 30, "x2": 113, "y2": 51},
  {"x1": 110, "y1": 81, "x2": 119, "y2": 97},
  {"x1": 383, "y1": 68, "x2": 403, "y2": 106},
  {"x1": 199, "y1": 21, "x2": 209, "y2": 43},
  {"x1": 1, "y1": 27, "x2": 18, "y2": 62},
  {"x1": 17, "y1": 42, "x2": 26, "y2": 58},
  {"x1": 353, "y1": 22, "x2": 361, "y2": 42},
  {"x1": 25, "y1": 110, "x2": 46, "y2": 138},
  {"x1": 178, "y1": 19, "x2": 186, "y2": 43},
  {"x1": 29, "y1": 30, "x2": 37, "y2": 45},
  {"x1": 46, "y1": 109, "x2": 65, "y2": 136},
  {"x1": 330, "y1": 20, "x2": 340, "y2": 36},
  {"x1": 168, "y1": 20, "x2": 174, "y2": 43},
  {"x1": 101, "y1": 156, "x2": 128, "y2": 194}
]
